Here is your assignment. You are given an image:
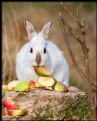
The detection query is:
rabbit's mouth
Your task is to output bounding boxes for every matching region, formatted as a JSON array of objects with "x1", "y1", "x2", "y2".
[
  {"x1": 33, "y1": 65, "x2": 44, "y2": 68},
  {"x1": 32, "y1": 60, "x2": 47, "y2": 67}
]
